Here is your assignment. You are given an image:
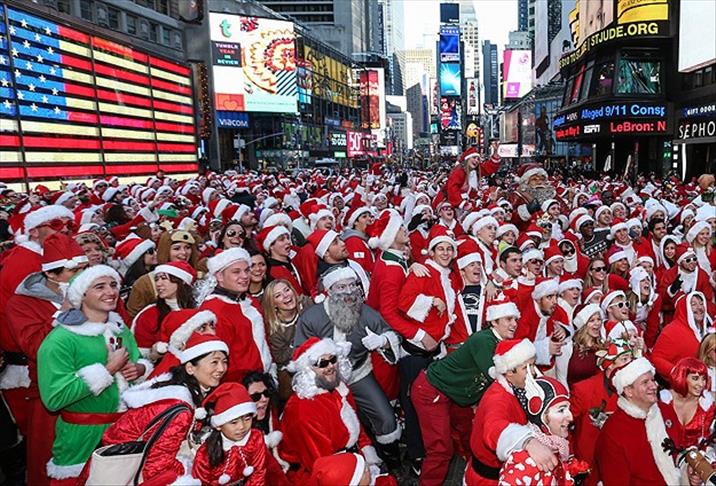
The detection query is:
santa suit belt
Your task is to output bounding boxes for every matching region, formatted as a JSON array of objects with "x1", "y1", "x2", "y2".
[
  {"x1": 286, "y1": 444, "x2": 360, "y2": 472},
  {"x1": 60, "y1": 410, "x2": 124, "y2": 425},
  {"x1": 401, "y1": 340, "x2": 441, "y2": 359},
  {"x1": 1, "y1": 351, "x2": 28, "y2": 366},
  {"x1": 471, "y1": 455, "x2": 500, "y2": 480}
]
